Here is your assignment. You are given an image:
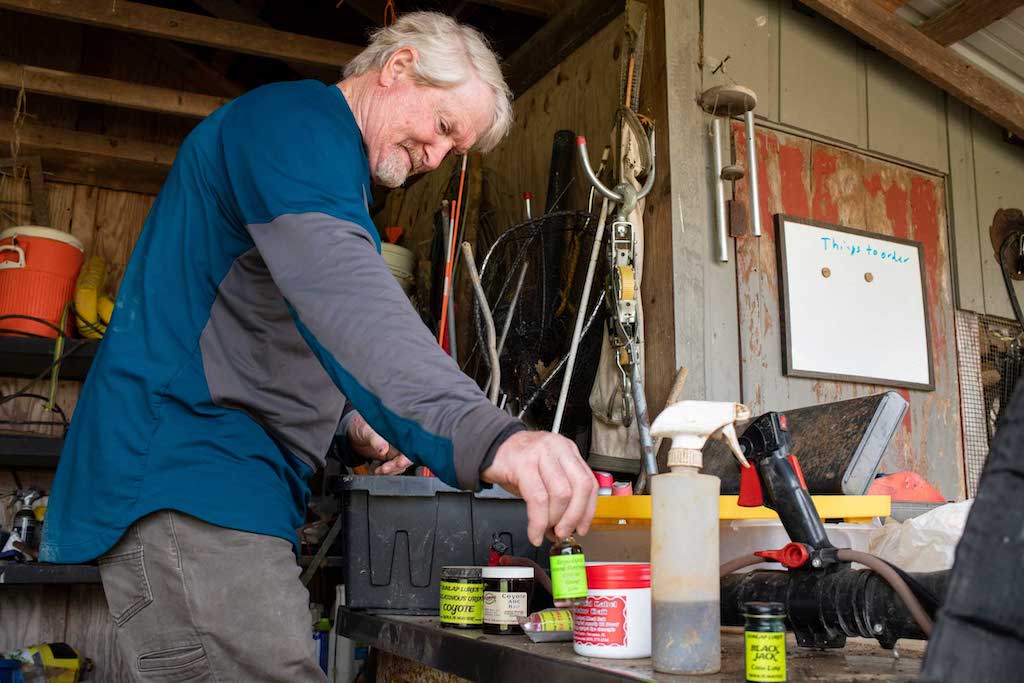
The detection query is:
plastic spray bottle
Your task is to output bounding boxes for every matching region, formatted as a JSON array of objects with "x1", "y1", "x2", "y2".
[{"x1": 649, "y1": 400, "x2": 751, "y2": 674}]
